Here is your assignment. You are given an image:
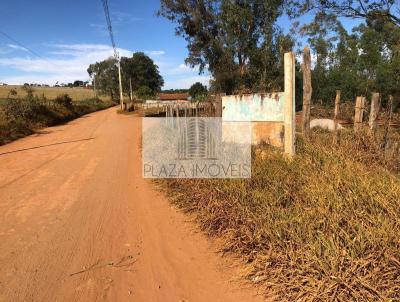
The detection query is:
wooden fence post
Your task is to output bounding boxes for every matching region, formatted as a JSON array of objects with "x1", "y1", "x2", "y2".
[
  {"x1": 383, "y1": 95, "x2": 394, "y2": 149},
  {"x1": 369, "y1": 92, "x2": 381, "y2": 134},
  {"x1": 302, "y1": 46, "x2": 312, "y2": 138},
  {"x1": 354, "y1": 96, "x2": 366, "y2": 133},
  {"x1": 333, "y1": 90, "x2": 341, "y2": 144},
  {"x1": 215, "y1": 94, "x2": 222, "y2": 118},
  {"x1": 284, "y1": 52, "x2": 295, "y2": 157}
]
